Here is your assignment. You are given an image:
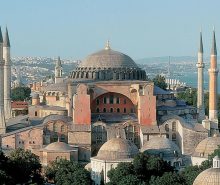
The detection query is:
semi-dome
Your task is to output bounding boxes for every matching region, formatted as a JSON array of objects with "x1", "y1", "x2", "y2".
[
  {"x1": 193, "y1": 156, "x2": 220, "y2": 185},
  {"x1": 44, "y1": 141, "x2": 73, "y2": 151},
  {"x1": 96, "y1": 137, "x2": 139, "y2": 160},
  {"x1": 193, "y1": 134, "x2": 220, "y2": 158},
  {"x1": 141, "y1": 137, "x2": 181, "y2": 157},
  {"x1": 69, "y1": 41, "x2": 146, "y2": 81}
]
